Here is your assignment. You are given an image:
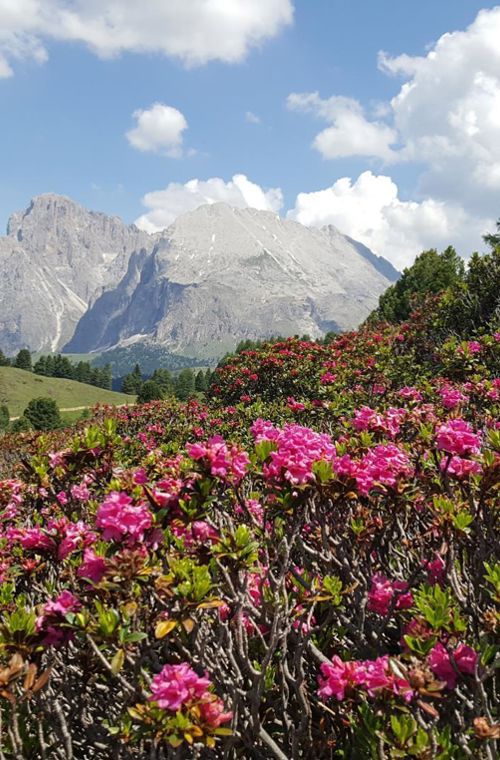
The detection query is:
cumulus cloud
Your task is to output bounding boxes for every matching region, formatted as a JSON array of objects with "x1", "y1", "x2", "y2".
[
  {"x1": 135, "y1": 174, "x2": 284, "y2": 232},
  {"x1": 126, "y1": 103, "x2": 188, "y2": 158},
  {"x1": 0, "y1": 0, "x2": 294, "y2": 77},
  {"x1": 287, "y1": 92, "x2": 398, "y2": 161},
  {"x1": 288, "y1": 171, "x2": 493, "y2": 269},
  {"x1": 289, "y1": 7, "x2": 500, "y2": 218}
]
